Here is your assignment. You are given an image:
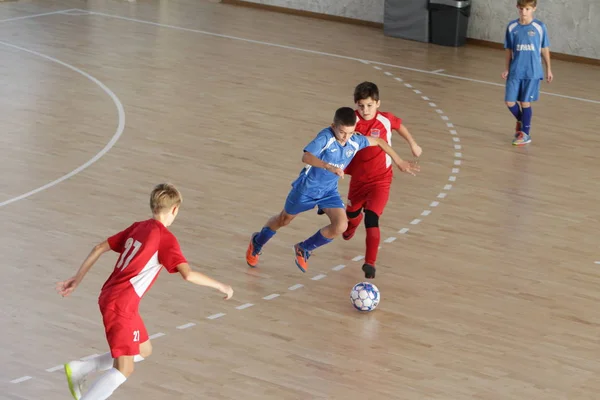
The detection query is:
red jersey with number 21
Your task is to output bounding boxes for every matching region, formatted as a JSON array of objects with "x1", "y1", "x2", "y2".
[
  {"x1": 98, "y1": 219, "x2": 187, "y2": 315},
  {"x1": 344, "y1": 111, "x2": 402, "y2": 183}
]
